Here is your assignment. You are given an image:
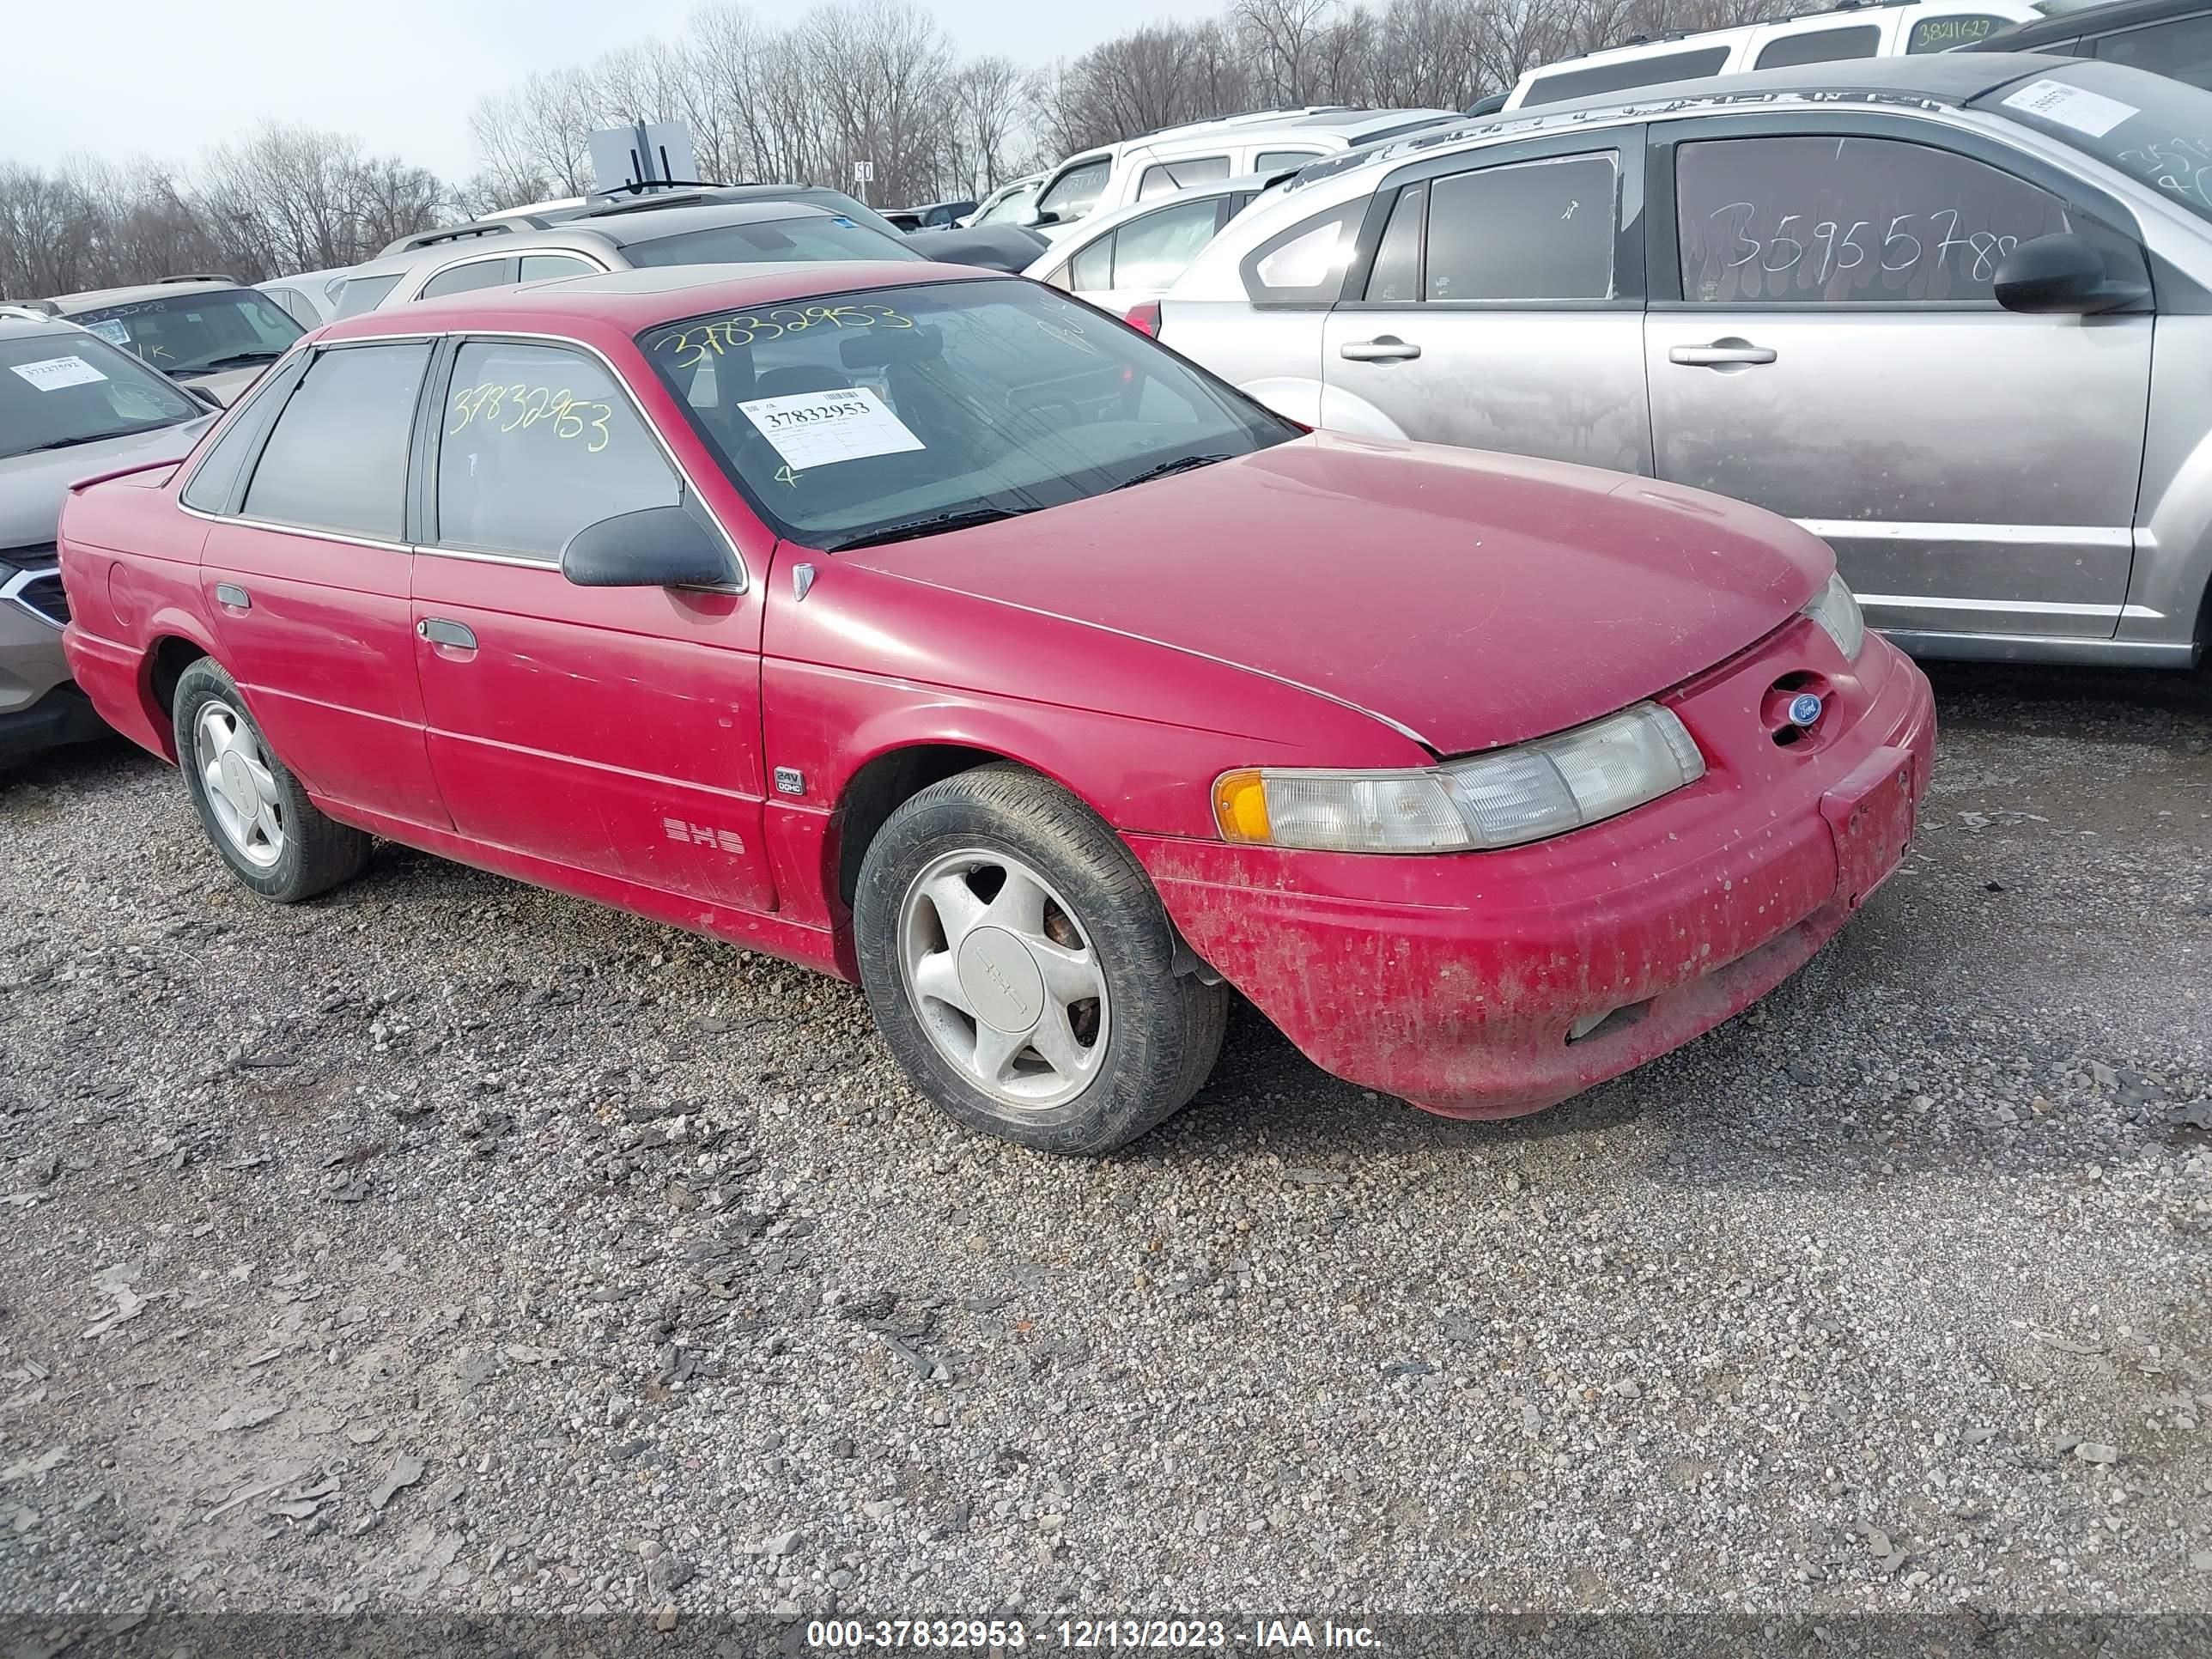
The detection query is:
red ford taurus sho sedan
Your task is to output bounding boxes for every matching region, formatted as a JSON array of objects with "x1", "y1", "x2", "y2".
[{"x1": 58, "y1": 264, "x2": 1934, "y2": 1153}]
